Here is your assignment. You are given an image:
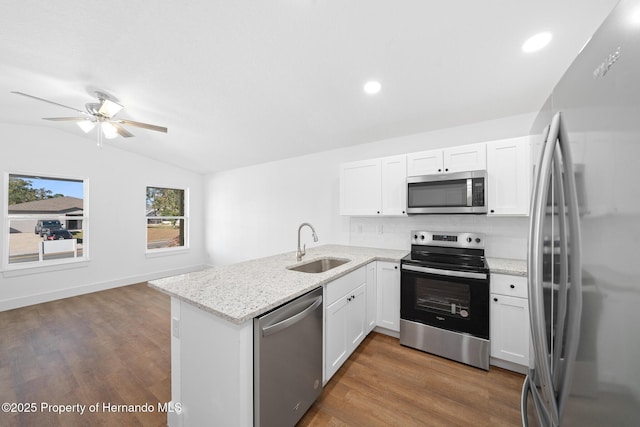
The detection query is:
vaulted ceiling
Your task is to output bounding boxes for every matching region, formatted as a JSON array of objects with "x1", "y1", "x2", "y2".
[{"x1": 1, "y1": 0, "x2": 618, "y2": 173}]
